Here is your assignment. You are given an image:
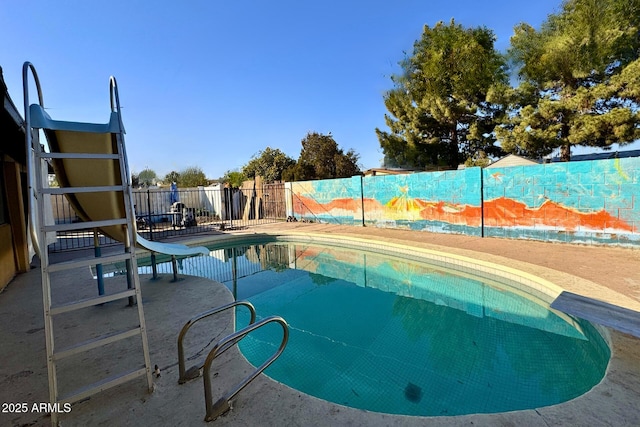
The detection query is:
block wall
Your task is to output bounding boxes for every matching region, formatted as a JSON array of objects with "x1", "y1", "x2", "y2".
[
  {"x1": 362, "y1": 168, "x2": 482, "y2": 235},
  {"x1": 482, "y1": 158, "x2": 639, "y2": 246},
  {"x1": 291, "y1": 177, "x2": 363, "y2": 225},
  {"x1": 287, "y1": 158, "x2": 639, "y2": 247}
]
